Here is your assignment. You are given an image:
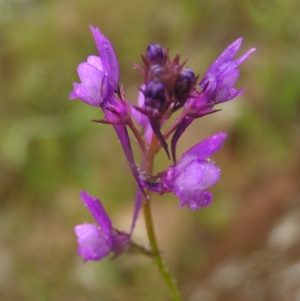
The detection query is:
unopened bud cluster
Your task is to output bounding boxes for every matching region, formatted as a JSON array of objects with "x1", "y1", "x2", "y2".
[{"x1": 141, "y1": 43, "x2": 196, "y2": 120}]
